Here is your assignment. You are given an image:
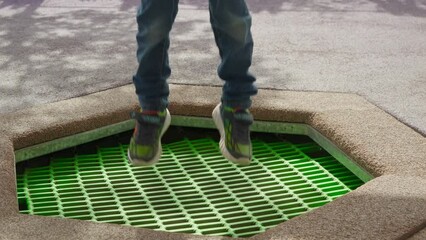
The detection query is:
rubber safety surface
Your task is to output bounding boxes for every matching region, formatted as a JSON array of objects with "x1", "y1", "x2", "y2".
[{"x1": 16, "y1": 128, "x2": 364, "y2": 238}]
